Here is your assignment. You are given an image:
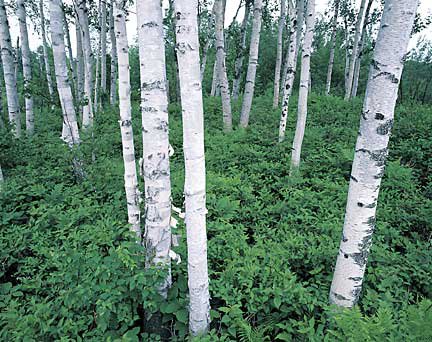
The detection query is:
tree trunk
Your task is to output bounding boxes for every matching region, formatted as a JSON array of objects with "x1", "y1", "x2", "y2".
[
  {"x1": 109, "y1": 0, "x2": 117, "y2": 106},
  {"x1": 330, "y1": 0, "x2": 418, "y2": 308},
  {"x1": 290, "y1": 0, "x2": 315, "y2": 169},
  {"x1": 76, "y1": 19, "x2": 84, "y2": 104},
  {"x1": 215, "y1": 0, "x2": 232, "y2": 131},
  {"x1": 17, "y1": 0, "x2": 34, "y2": 135},
  {"x1": 63, "y1": 8, "x2": 76, "y2": 100},
  {"x1": 273, "y1": 0, "x2": 286, "y2": 108},
  {"x1": 137, "y1": 0, "x2": 172, "y2": 298},
  {"x1": 344, "y1": 0, "x2": 367, "y2": 101},
  {"x1": 100, "y1": 0, "x2": 107, "y2": 97},
  {"x1": 278, "y1": 0, "x2": 298, "y2": 142},
  {"x1": 351, "y1": 0, "x2": 373, "y2": 98},
  {"x1": 40, "y1": 0, "x2": 55, "y2": 103},
  {"x1": 0, "y1": 0, "x2": 21, "y2": 137},
  {"x1": 174, "y1": 0, "x2": 210, "y2": 335},
  {"x1": 325, "y1": 0, "x2": 340, "y2": 96},
  {"x1": 75, "y1": 0, "x2": 94, "y2": 128},
  {"x1": 94, "y1": 0, "x2": 101, "y2": 112},
  {"x1": 50, "y1": 0, "x2": 80, "y2": 146},
  {"x1": 14, "y1": 37, "x2": 20, "y2": 84},
  {"x1": 239, "y1": 0, "x2": 263, "y2": 128},
  {"x1": 210, "y1": 60, "x2": 218, "y2": 96},
  {"x1": 232, "y1": 0, "x2": 250, "y2": 100},
  {"x1": 200, "y1": 39, "x2": 211, "y2": 82},
  {"x1": 114, "y1": 0, "x2": 141, "y2": 240}
]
